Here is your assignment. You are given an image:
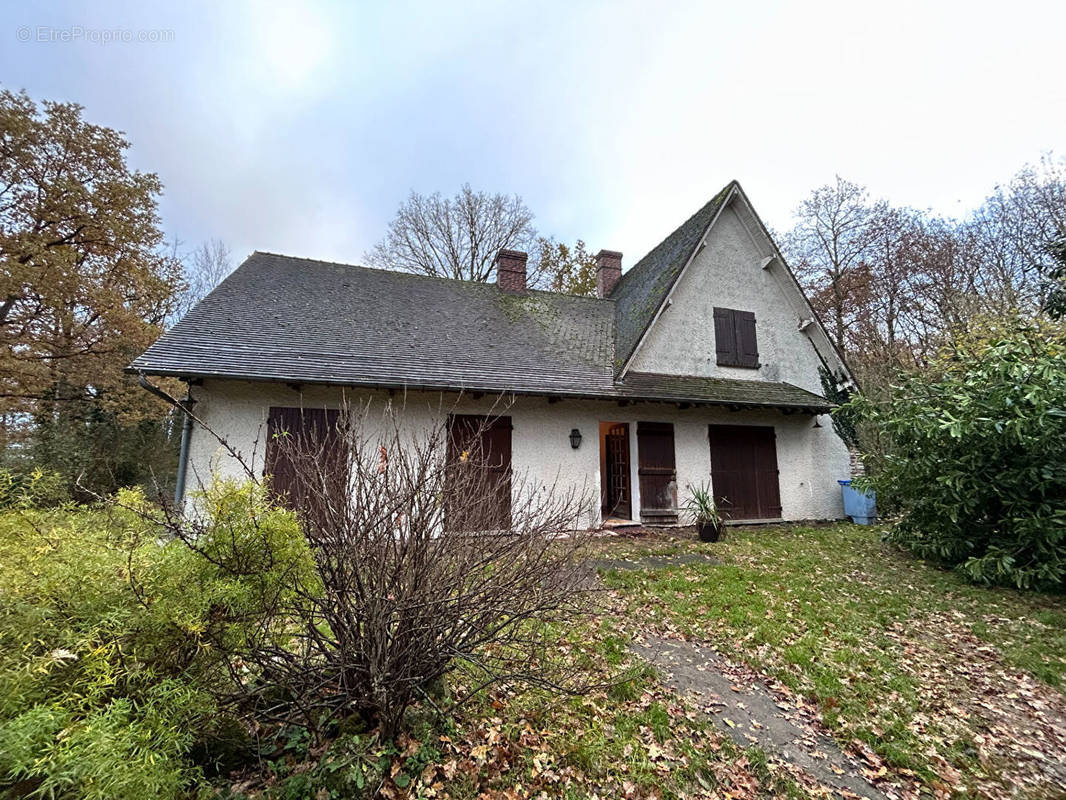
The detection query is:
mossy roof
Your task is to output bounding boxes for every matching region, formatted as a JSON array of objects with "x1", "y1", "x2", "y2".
[{"x1": 131, "y1": 189, "x2": 832, "y2": 413}]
